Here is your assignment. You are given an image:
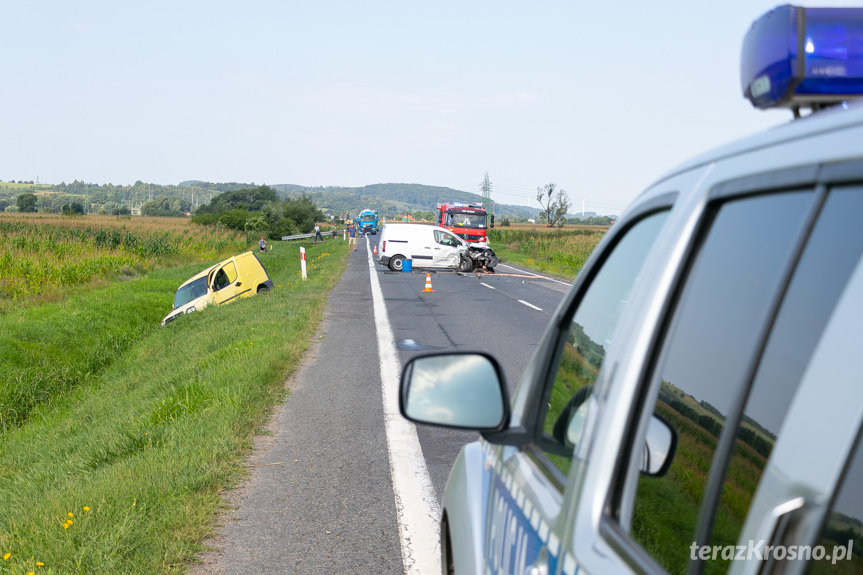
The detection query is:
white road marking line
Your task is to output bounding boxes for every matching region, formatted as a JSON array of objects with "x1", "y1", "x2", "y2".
[
  {"x1": 518, "y1": 300, "x2": 543, "y2": 311},
  {"x1": 367, "y1": 243, "x2": 441, "y2": 575},
  {"x1": 481, "y1": 283, "x2": 496, "y2": 289},
  {"x1": 497, "y1": 264, "x2": 572, "y2": 286}
]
